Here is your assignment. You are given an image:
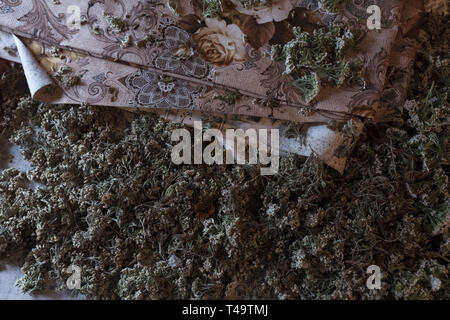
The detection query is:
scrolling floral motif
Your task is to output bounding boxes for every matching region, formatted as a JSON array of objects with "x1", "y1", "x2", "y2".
[
  {"x1": 17, "y1": 0, "x2": 78, "y2": 42},
  {"x1": 63, "y1": 72, "x2": 109, "y2": 105},
  {"x1": 348, "y1": 48, "x2": 389, "y2": 117},
  {"x1": 0, "y1": 0, "x2": 21, "y2": 14},
  {"x1": 86, "y1": 0, "x2": 160, "y2": 65},
  {"x1": 261, "y1": 61, "x2": 305, "y2": 105},
  {"x1": 86, "y1": 1, "x2": 211, "y2": 80}
]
